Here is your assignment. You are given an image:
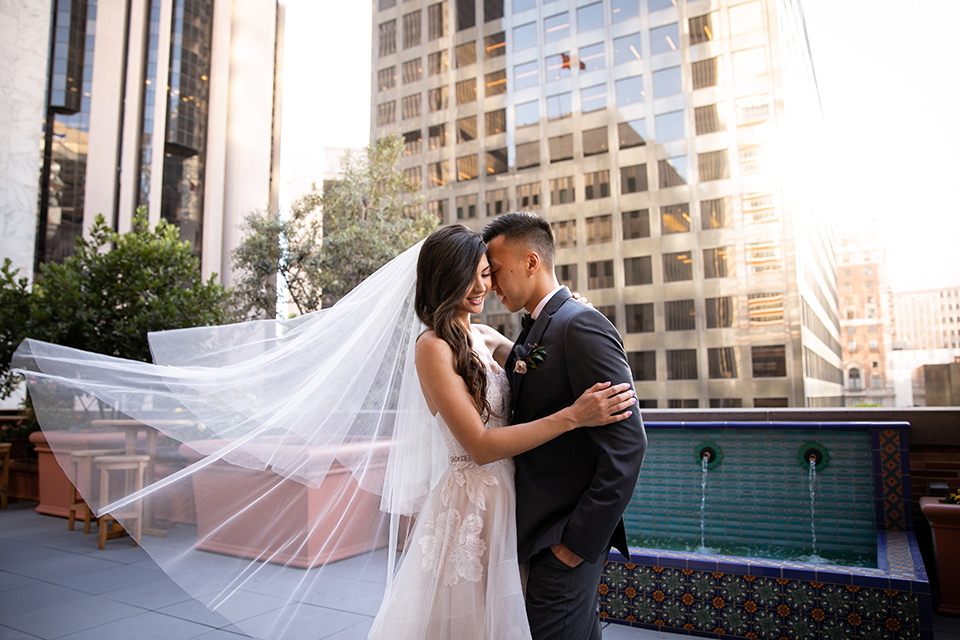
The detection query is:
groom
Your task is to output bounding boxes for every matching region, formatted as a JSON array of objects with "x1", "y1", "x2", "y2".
[{"x1": 482, "y1": 212, "x2": 647, "y2": 639}]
